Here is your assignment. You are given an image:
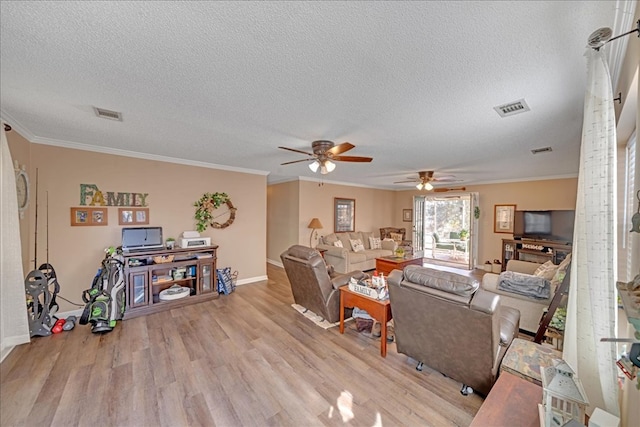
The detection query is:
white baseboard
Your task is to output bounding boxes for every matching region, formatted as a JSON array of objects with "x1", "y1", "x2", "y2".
[
  {"x1": 1, "y1": 333, "x2": 31, "y2": 363},
  {"x1": 267, "y1": 258, "x2": 283, "y2": 268},
  {"x1": 236, "y1": 275, "x2": 268, "y2": 286}
]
